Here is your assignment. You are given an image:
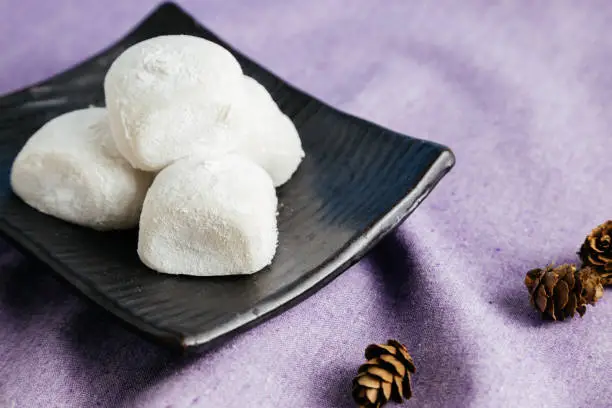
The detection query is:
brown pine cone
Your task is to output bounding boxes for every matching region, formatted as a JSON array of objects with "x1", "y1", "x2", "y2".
[
  {"x1": 578, "y1": 220, "x2": 612, "y2": 285},
  {"x1": 524, "y1": 264, "x2": 604, "y2": 321},
  {"x1": 352, "y1": 340, "x2": 416, "y2": 408}
]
